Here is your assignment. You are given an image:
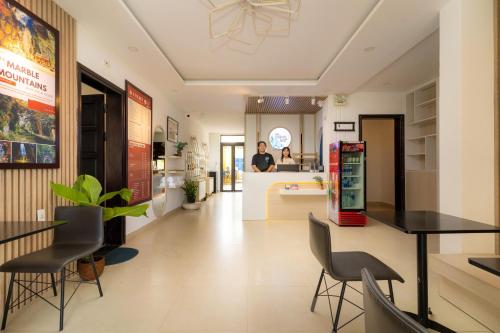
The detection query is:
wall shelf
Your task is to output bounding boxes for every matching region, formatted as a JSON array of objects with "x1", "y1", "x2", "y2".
[
  {"x1": 166, "y1": 170, "x2": 185, "y2": 174},
  {"x1": 411, "y1": 116, "x2": 437, "y2": 126},
  {"x1": 415, "y1": 97, "x2": 437, "y2": 108},
  {"x1": 405, "y1": 79, "x2": 438, "y2": 211},
  {"x1": 166, "y1": 155, "x2": 182, "y2": 159}
]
